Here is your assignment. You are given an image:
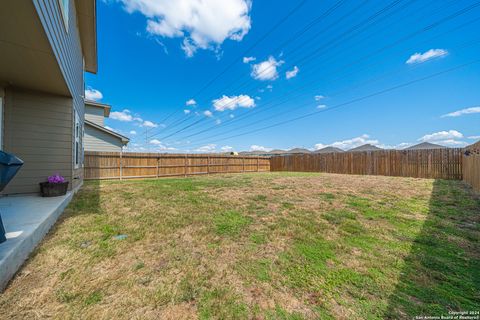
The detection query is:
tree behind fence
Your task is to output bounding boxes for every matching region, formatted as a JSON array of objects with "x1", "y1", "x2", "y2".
[
  {"x1": 84, "y1": 152, "x2": 270, "y2": 180},
  {"x1": 463, "y1": 144, "x2": 480, "y2": 193},
  {"x1": 270, "y1": 149, "x2": 464, "y2": 180}
]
